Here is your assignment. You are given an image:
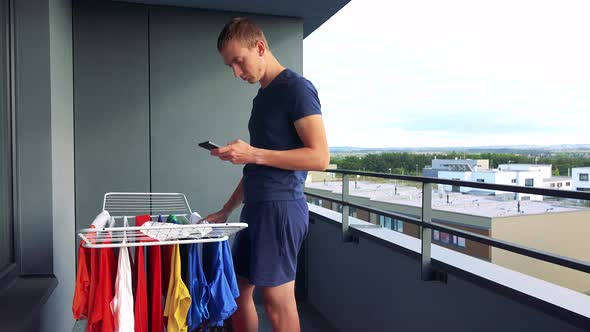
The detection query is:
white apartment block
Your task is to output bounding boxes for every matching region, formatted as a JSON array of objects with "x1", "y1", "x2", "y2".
[
  {"x1": 572, "y1": 167, "x2": 590, "y2": 192},
  {"x1": 439, "y1": 164, "x2": 559, "y2": 201}
]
